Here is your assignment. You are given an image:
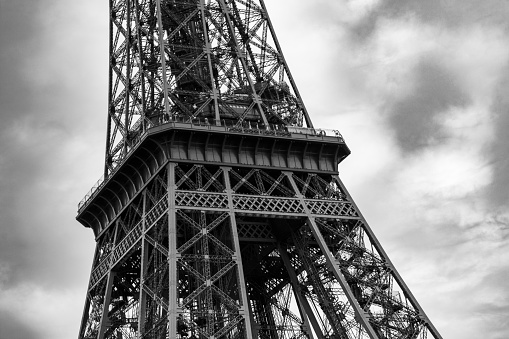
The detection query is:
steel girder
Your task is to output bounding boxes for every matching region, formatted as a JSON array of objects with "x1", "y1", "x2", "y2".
[
  {"x1": 105, "y1": 0, "x2": 312, "y2": 174},
  {"x1": 78, "y1": 163, "x2": 442, "y2": 339}
]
